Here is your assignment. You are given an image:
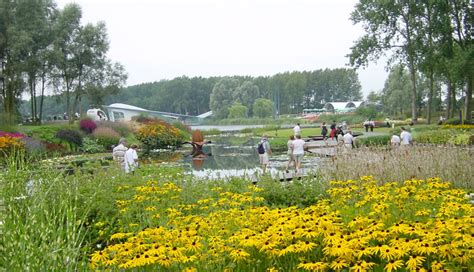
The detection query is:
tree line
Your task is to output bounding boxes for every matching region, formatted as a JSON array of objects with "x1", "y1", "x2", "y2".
[
  {"x1": 21, "y1": 68, "x2": 362, "y2": 120},
  {"x1": 0, "y1": 0, "x2": 127, "y2": 125},
  {"x1": 349, "y1": 0, "x2": 473, "y2": 123}
]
